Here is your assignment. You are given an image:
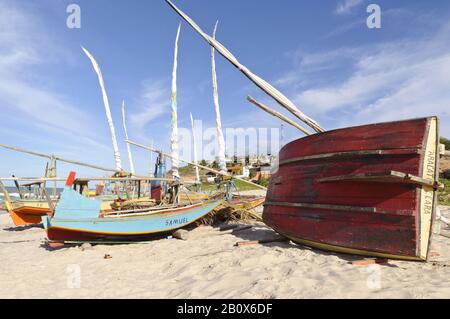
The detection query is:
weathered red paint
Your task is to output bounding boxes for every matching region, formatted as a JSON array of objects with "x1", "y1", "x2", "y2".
[
  {"x1": 263, "y1": 117, "x2": 439, "y2": 260},
  {"x1": 45, "y1": 227, "x2": 173, "y2": 242},
  {"x1": 151, "y1": 185, "x2": 163, "y2": 203}
]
